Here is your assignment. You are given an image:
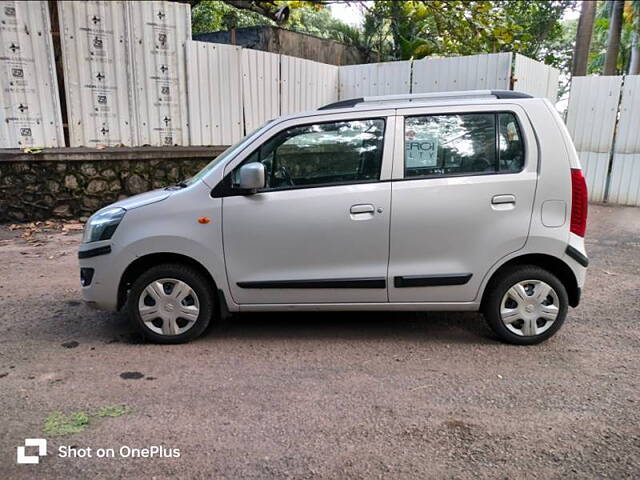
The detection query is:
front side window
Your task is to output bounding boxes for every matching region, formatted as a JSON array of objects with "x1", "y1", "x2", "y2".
[
  {"x1": 404, "y1": 112, "x2": 524, "y2": 178},
  {"x1": 189, "y1": 121, "x2": 275, "y2": 187},
  {"x1": 233, "y1": 118, "x2": 385, "y2": 190}
]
